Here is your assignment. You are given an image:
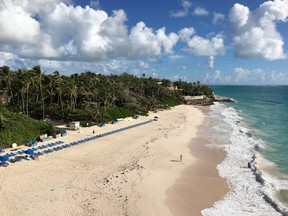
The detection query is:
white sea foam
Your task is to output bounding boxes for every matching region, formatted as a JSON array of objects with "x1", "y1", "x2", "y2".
[{"x1": 202, "y1": 103, "x2": 288, "y2": 216}]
